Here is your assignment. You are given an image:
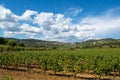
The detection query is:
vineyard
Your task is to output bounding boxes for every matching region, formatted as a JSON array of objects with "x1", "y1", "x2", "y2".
[{"x1": 0, "y1": 48, "x2": 120, "y2": 80}]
